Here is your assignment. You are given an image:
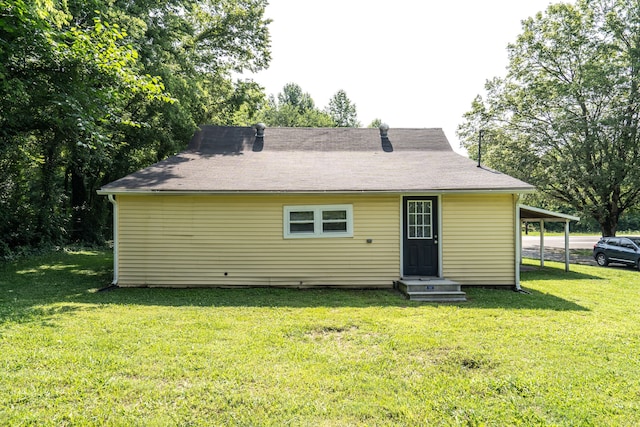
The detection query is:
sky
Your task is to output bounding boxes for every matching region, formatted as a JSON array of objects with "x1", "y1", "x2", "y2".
[{"x1": 247, "y1": 0, "x2": 554, "y2": 154}]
